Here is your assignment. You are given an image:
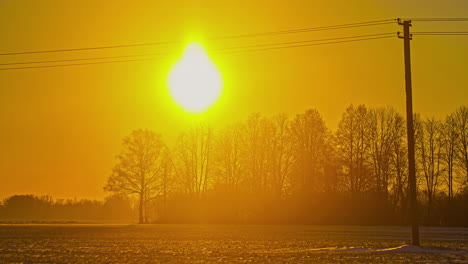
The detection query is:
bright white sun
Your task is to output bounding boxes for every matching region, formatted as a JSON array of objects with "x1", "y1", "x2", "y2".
[{"x1": 167, "y1": 42, "x2": 222, "y2": 114}]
